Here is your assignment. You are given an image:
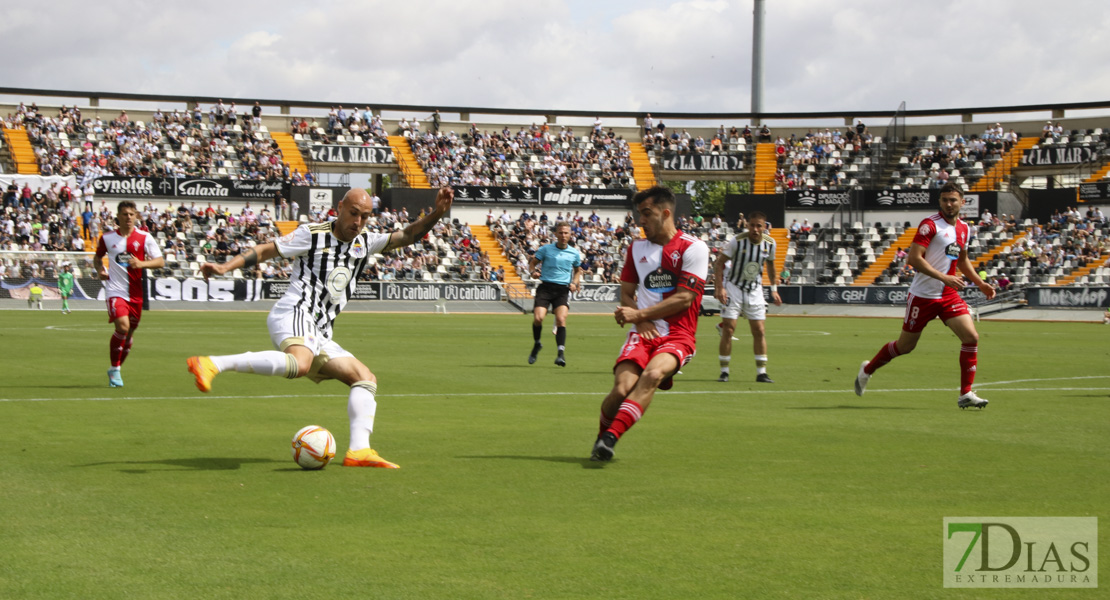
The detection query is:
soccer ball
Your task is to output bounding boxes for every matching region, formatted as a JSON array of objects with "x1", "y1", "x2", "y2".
[{"x1": 291, "y1": 425, "x2": 336, "y2": 470}]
